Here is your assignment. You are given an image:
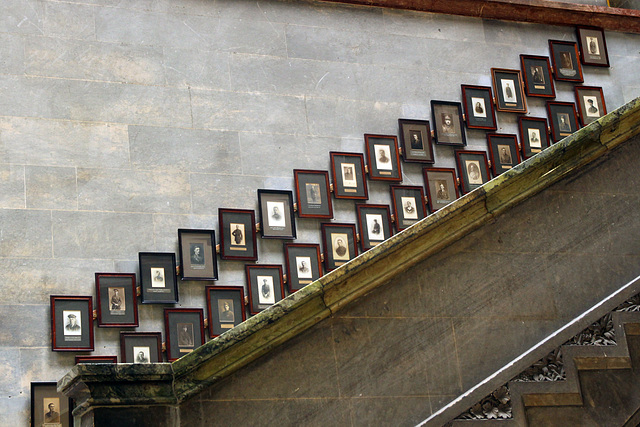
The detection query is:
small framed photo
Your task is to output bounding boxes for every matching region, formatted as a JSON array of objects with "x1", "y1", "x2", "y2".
[
  {"x1": 245, "y1": 265, "x2": 285, "y2": 315},
  {"x1": 520, "y1": 54, "x2": 556, "y2": 98},
  {"x1": 491, "y1": 68, "x2": 527, "y2": 114},
  {"x1": 120, "y1": 331, "x2": 163, "y2": 363},
  {"x1": 74, "y1": 355, "x2": 117, "y2": 364},
  {"x1": 547, "y1": 101, "x2": 580, "y2": 143},
  {"x1": 206, "y1": 286, "x2": 246, "y2": 337},
  {"x1": 549, "y1": 40, "x2": 584, "y2": 83},
  {"x1": 330, "y1": 152, "x2": 369, "y2": 200},
  {"x1": 431, "y1": 100, "x2": 467, "y2": 146},
  {"x1": 461, "y1": 85, "x2": 498, "y2": 130},
  {"x1": 293, "y1": 169, "x2": 333, "y2": 219},
  {"x1": 487, "y1": 133, "x2": 521, "y2": 176},
  {"x1": 50, "y1": 295, "x2": 94, "y2": 352},
  {"x1": 577, "y1": 26, "x2": 609, "y2": 67},
  {"x1": 219, "y1": 209, "x2": 258, "y2": 261},
  {"x1": 320, "y1": 223, "x2": 358, "y2": 272},
  {"x1": 95, "y1": 273, "x2": 138, "y2": 328},
  {"x1": 575, "y1": 86, "x2": 607, "y2": 126},
  {"x1": 398, "y1": 119, "x2": 435, "y2": 163},
  {"x1": 422, "y1": 168, "x2": 460, "y2": 213},
  {"x1": 519, "y1": 117, "x2": 551, "y2": 159},
  {"x1": 258, "y1": 189, "x2": 296, "y2": 239},
  {"x1": 455, "y1": 150, "x2": 491, "y2": 194},
  {"x1": 178, "y1": 229, "x2": 218, "y2": 281},
  {"x1": 283, "y1": 243, "x2": 323, "y2": 293},
  {"x1": 356, "y1": 204, "x2": 393, "y2": 251},
  {"x1": 390, "y1": 185, "x2": 427, "y2": 231},
  {"x1": 364, "y1": 134, "x2": 402, "y2": 181},
  {"x1": 164, "y1": 308, "x2": 205, "y2": 362},
  {"x1": 139, "y1": 252, "x2": 179, "y2": 304},
  {"x1": 31, "y1": 382, "x2": 71, "y2": 427}
]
